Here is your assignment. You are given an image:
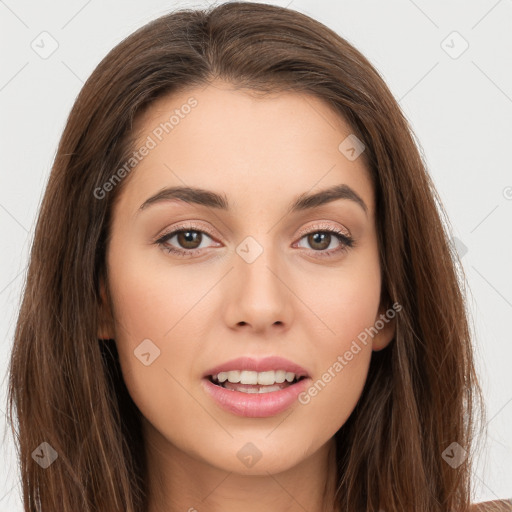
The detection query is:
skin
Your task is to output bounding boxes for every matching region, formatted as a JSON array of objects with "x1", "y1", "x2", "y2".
[{"x1": 98, "y1": 80, "x2": 395, "y2": 512}]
